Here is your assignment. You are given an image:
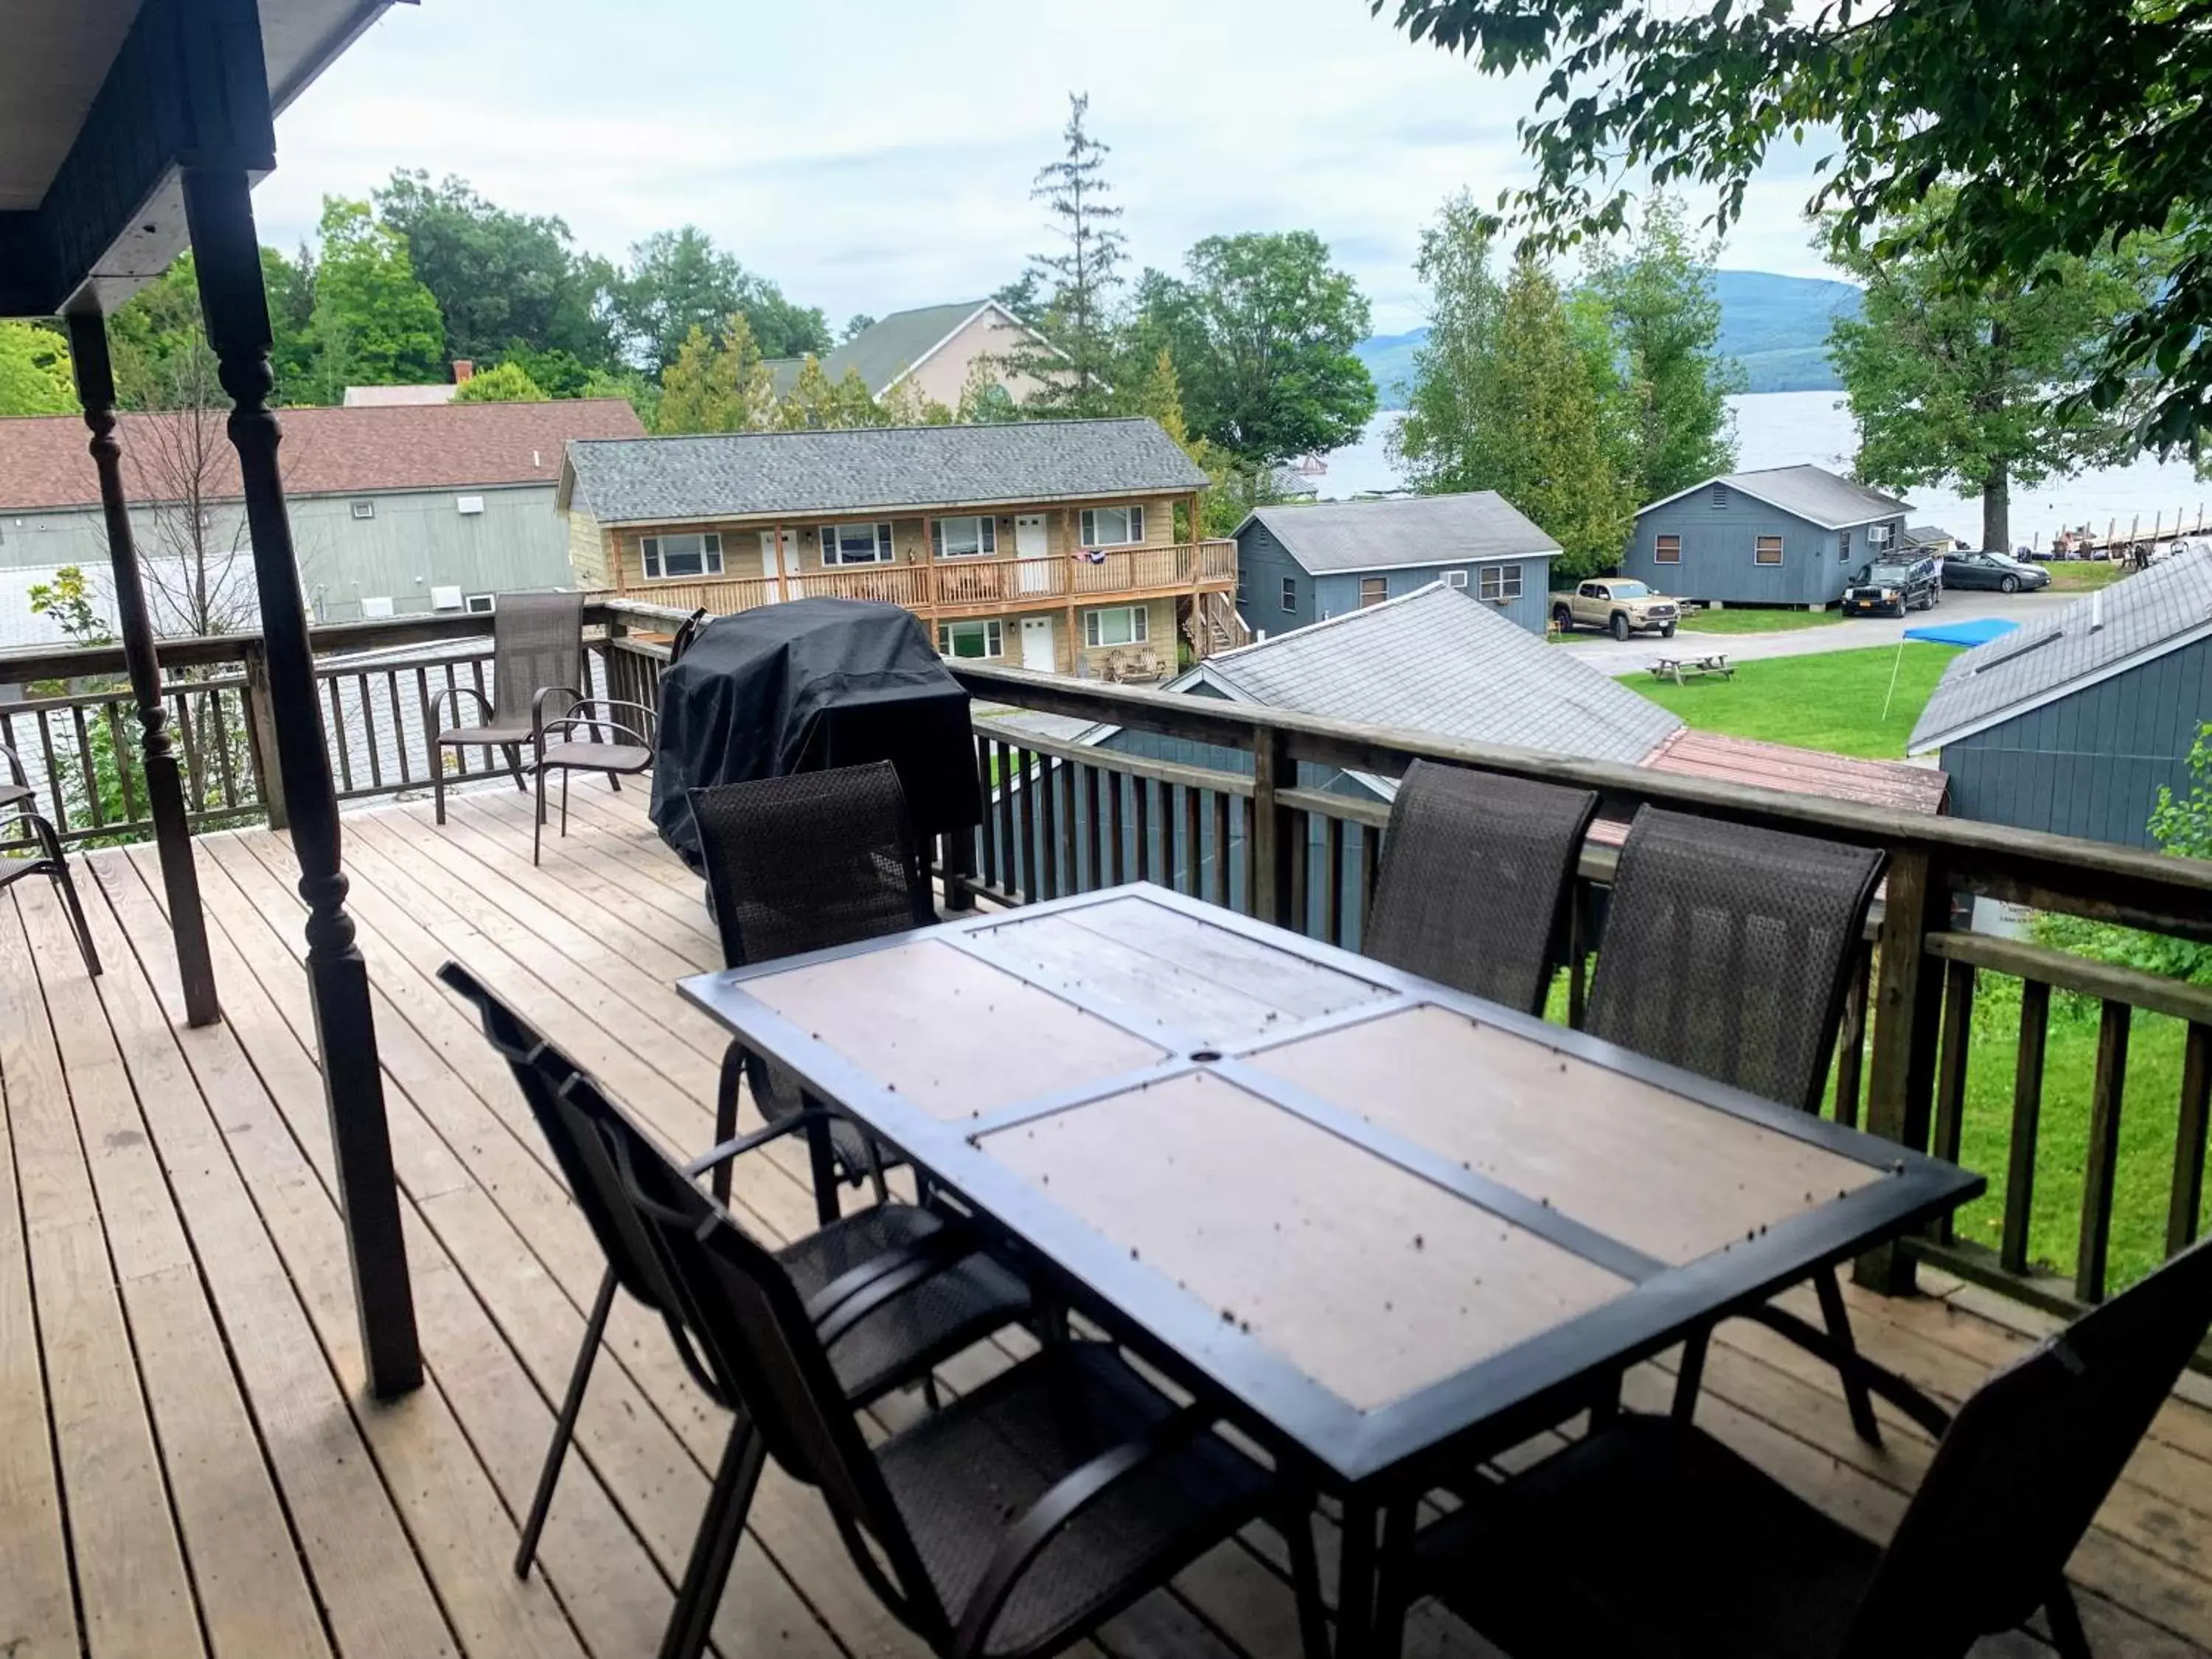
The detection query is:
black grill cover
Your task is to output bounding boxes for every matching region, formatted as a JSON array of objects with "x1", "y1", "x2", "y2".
[{"x1": 650, "y1": 599, "x2": 981, "y2": 871}]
